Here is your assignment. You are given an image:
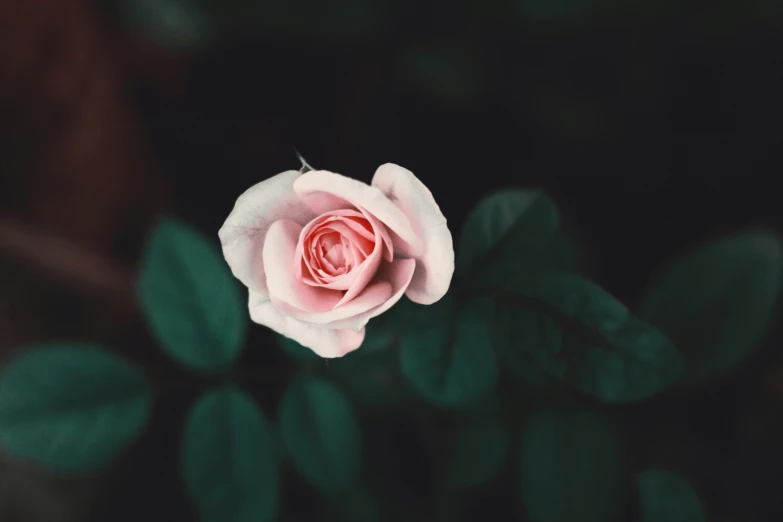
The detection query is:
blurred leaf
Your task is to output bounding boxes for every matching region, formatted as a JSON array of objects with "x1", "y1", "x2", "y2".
[
  {"x1": 457, "y1": 189, "x2": 560, "y2": 278},
  {"x1": 519, "y1": 408, "x2": 626, "y2": 522},
  {"x1": 636, "y1": 469, "x2": 705, "y2": 522},
  {"x1": 493, "y1": 273, "x2": 683, "y2": 403},
  {"x1": 0, "y1": 343, "x2": 152, "y2": 473},
  {"x1": 115, "y1": 0, "x2": 217, "y2": 51},
  {"x1": 328, "y1": 346, "x2": 415, "y2": 407},
  {"x1": 498, "y1": 341, "x2": 559, "y2": 394},
  {"x1": 542, "y1": 227, "x2": 583, "y2": 274},
  {"x1": 399, "y1": 297, "x2": 498, "y2": 407},
  {"x1": 277, "y1": 300, "x2": 418, "y2": 407},
  {"x1": 399, "y1": 43, "x2": 484, "y2": 106},
  {"x1": 182, "y1": 386, "x2": 279, "y2": 522},
  {"x1": 448, "y1": 387, "x2": 507, "y2": 420},
  {"x1": 362, "y1": 297, "x2": 421, "y2": 351},
  {"x1": 639, "y1": 230, "x2": 782, "y2": 383},
  {"x1": 279, "y1": 376, "x2": 362, "y2": 493},
  {"x1": 449, "y1": 423, "x2": 508, "y2": 489},
  {"x1": 139, "y1": 216, "x2": 247, "y2": 374},
  {"x1": 330, "y1": 298, "x2": 422, "y2": 406},
  {"x1": 475, "y1": 228, "x2": 583, "y2": 293}
]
